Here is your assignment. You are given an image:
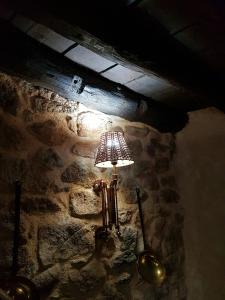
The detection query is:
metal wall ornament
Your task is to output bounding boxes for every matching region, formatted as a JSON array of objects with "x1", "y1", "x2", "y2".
[
  {"x1": 93, "y1": 131, "x2": 134, "y2": 237},
  {"x1": 0, "y1": 181, "x2": 40, "y2": 300},
  {"x1": 136, "y1": 188, "x2": 166, "y2": 286}
]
